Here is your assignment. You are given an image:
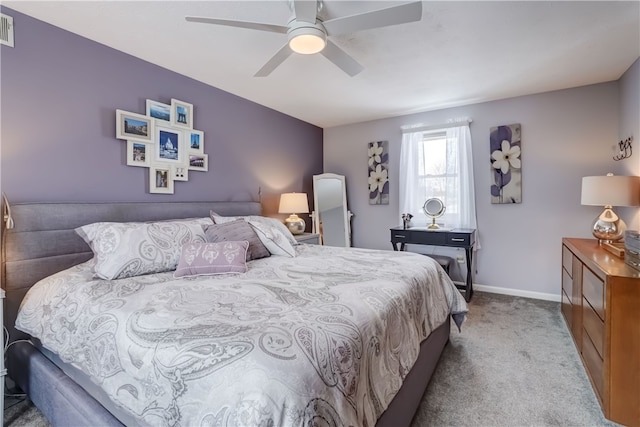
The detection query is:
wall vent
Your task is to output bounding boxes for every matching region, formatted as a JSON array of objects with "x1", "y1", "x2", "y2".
[{"x1": 0, "y1": 13, "x2": 14, "y2": 47}]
